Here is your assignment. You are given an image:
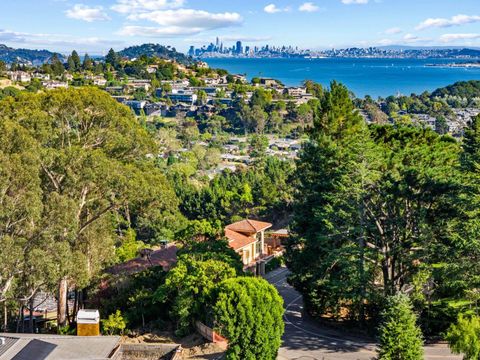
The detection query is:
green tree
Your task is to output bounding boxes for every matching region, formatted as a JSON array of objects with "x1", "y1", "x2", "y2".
[
  {"x1": 288, "y1": 81, "x2": 377, "y2": 321},
  {"x1": 105, "y1": 48, "x2": 119, "y2": 68},
  {"x1": 213, "y1": 277, "x2": 284, "y2": 360},
  {"x1": 71, "y1": 50, "x2": 81, "y2": 71},
  {"x1": 115, "y1": 228, "x2": 144, "y2": 263},
  {"x1": 249, "y1": 134, "x2": 269, "y2": 159},
  {"x1": 49, "y1": 54, "x2": 65, "y2": 76},
  {"x1": 377, "y1": 294, "x2": 424, "y2": 360},
  {"x1": 155, "y1": 258, "x2": 237, "y2": 336},
  {"x1": 102, "y1": 310, "x2": 127, "y2": 335},
  {"x1": 83, "y1": 53, "x2": 93, "y2": 71},
  {"x1": 288, "y1": 82, "x2": 463, "y2": 326},
  {"x1": 446, "y1": 315, "x2": 480, "y2": 360},
  {"x1": 0, "y1": 87, "x2": 181, "y2": 329},
  {"x1": 67, "y1": 55, "x2": 75, "y2": 72}
]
